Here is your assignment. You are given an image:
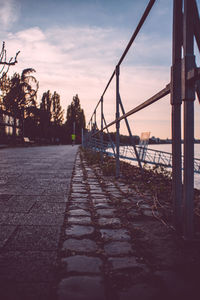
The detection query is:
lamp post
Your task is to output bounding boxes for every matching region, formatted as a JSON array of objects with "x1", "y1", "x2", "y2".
[{"x1": 71, "y1": 121, "x2": 76, "y2": 146}]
